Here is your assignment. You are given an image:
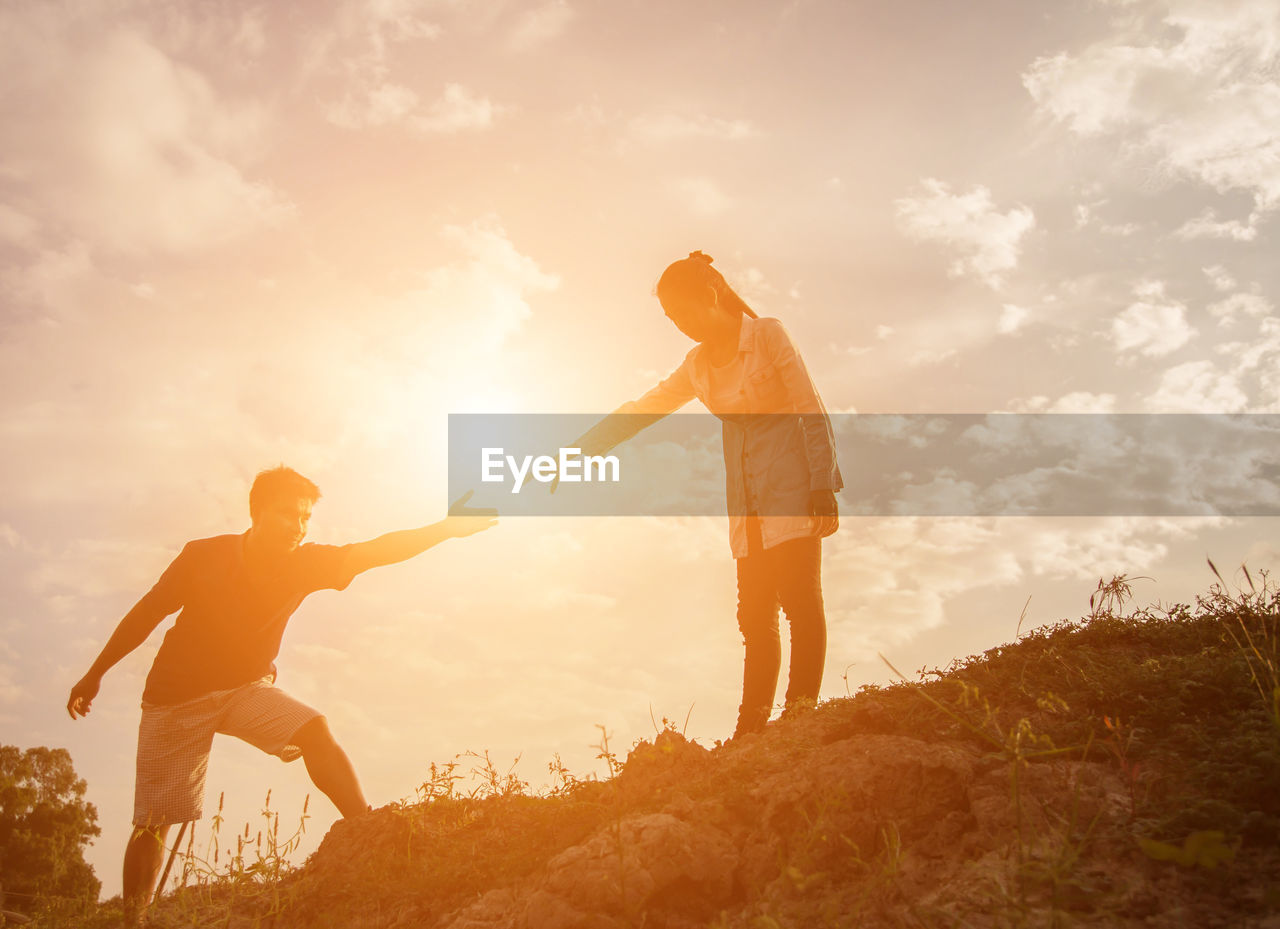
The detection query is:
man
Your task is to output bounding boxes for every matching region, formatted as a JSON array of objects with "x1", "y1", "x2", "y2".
[{"x1": 66, "y1": 466, "x2": 496, "y2": 927}]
